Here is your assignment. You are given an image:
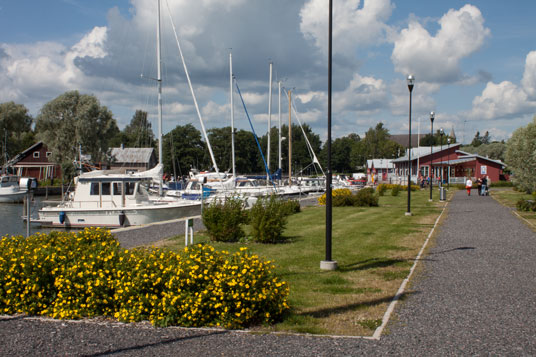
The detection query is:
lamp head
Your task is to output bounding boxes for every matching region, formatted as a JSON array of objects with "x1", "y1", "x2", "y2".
[
  {"x1": 440, "y1": 128, "x2": 444, "y2": 136},
  {"x1": 430, "y1": 111, "x2": 435, "y2": 123},
  {"x1": 447, "y1": 138, "x2": 451, "y2": 144},
  {"x1": 407, "y1": 75, "x2": 415, "y2": 92}
]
